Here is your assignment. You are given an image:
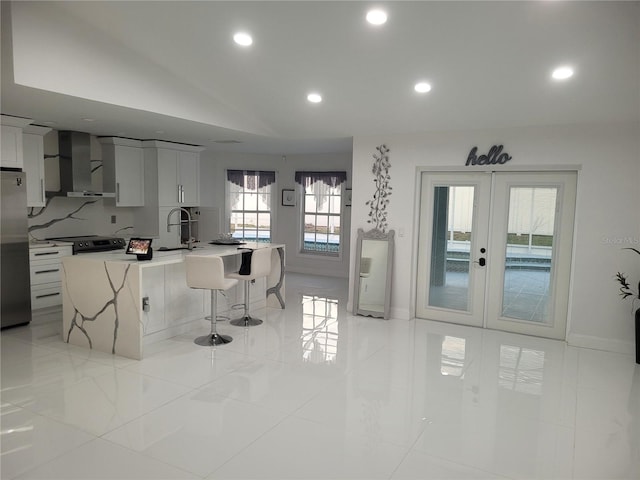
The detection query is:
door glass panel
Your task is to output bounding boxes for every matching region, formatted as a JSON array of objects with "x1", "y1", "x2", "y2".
[
  {"x1": 428, "y1": 186, "x2": 474, "y2": 311},
  {"x1": 501, "y1": 187, "x2": 557, "y2": 323}
]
